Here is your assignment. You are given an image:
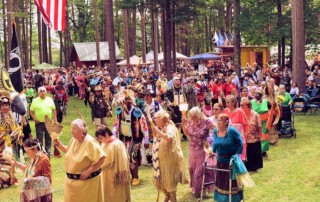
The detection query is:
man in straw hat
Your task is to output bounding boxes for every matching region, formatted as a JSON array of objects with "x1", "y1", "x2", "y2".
[
  {"x1": 164, "y1": 76, "x2": 188, "y2": 141},
  {"x1": 89, "y1": 85, "x2": 112, "y2": 128},
  {"x1": 141, "y1": 89, "x2": 163, "y2": 165},
  {"x1": 112, "y1": 89, "x2": 148, "y2": 186}
]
